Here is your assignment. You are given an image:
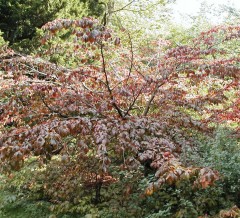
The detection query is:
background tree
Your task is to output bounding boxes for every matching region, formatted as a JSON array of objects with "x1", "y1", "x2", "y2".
[
  {"x1": 0, "y1": 31, "x2": 7, "y2": 48},
  {"x1": 0, "y1": 0, "x2": 105, "y2": 51}
]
